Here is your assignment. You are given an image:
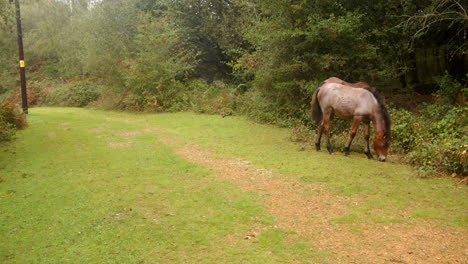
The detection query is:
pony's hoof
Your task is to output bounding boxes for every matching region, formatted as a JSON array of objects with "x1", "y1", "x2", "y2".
[{"x1": 344, "y1": 147, "x2": 350, "y2": 156}]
